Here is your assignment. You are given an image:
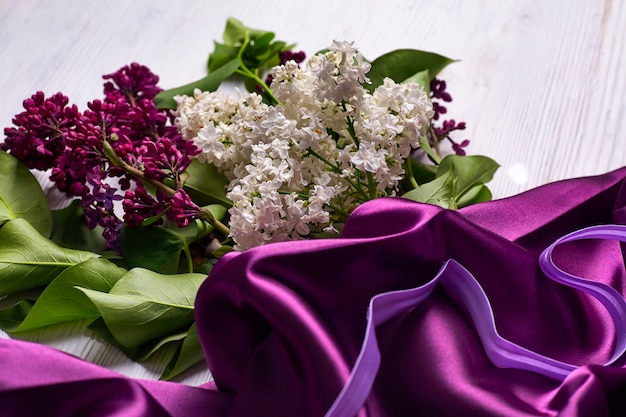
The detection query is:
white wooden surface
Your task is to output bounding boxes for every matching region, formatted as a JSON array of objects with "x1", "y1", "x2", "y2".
[{"x1": 1, "y1": 0, "x2": 625, "y2": 385}]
